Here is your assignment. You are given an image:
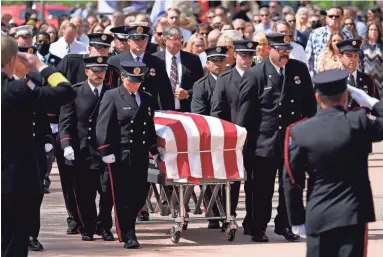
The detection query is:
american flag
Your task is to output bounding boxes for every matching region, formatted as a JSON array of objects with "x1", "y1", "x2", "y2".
[{"x1": 153, "y1": 111, "x2": 247, "y2": 182}]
